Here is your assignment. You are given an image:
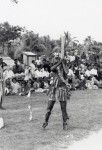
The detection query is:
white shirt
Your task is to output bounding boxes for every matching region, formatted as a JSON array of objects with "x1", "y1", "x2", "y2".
[
  {"x1": 35, "y1": 59, "x2": 41, "y2": 65},
  {"x1": 3, "y1": 70, "x2": 14, "y2": 80},
  {"x1": 85, "y1": 70, "x2": 91, "y2": 77},
  {"x1": 24, "y1": 69, "x2": 32, "y2": 81},
  {"x1": 80, "y1": 64, "x2": 86, "y2": 72},
  {"x1": 29, "y1": 63, "x2": 36, "y2": 71},
  {"x1": 11, "y1": 82, "x2": 20, "y2": 93},
  {"x1": 80, "y1": 74, "x2": 85, "y2": 80},
  {"x1": 41, "y1": 69, "x2": 49, "y2": 77},
  {"x1": 34, "y1": 70, "x2": 42, "y2": 78},
  {"x1": 69, "y1": 56, "x2": 75, "y2": 62},
  {"x1": 29, "y1": 63, "x2": 36, "y2": 75},
  {"x1": 90, "y1": 68, "x2": 97, "y2": 76},
  {"x1": 68, "y1": 69, "x2": 74, "y2": 77}
]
